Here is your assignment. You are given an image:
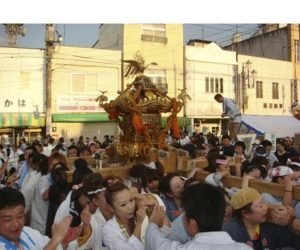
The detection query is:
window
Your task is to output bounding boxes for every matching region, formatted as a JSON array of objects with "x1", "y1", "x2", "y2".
[
  {"x1": 274, "y1": 104, "x2": 278, "y2": 108},
  {"x1": 145, "y1": 69, "x2": 167, "y2": 92},
  {"x1": 205, "y1": 77, "x2": 209, "y2": 93},
  {"x1": 210, "y1": 78, "x2": 214, "y2": 93},
  {"x1": 256, "y1": 81, "x2": 263, "y2": 98},
  {"x1": 279, "y1": 104, "x2": 283, "y2": 108},
  {"x1": 272, "y1": 82, "x2": 279, "y2": 99},
  {"x1": 205, "y1": 77, "x2": 224, "y2": 93},
  {"x1": 269, "y1": 103, "x2": 273, "y2": 108},
  {"x1": 20, "y1": 71, "x2": 30, "y2": 89},
  {"x1": 220, "y1": 78, "x2": 223, "y2": 93},
  {"x1": 141, "y1": 24, "x2": 167, "y2": 44},
  {"x1": 71, "y1": 73, "x2": 99, "y2": 93},
  {"x1": 263, "y1": 103, "x2": 267, "y2": 108},
  {"x1": 215, "y1": 78, "x2": 219, "y2": 93}
]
